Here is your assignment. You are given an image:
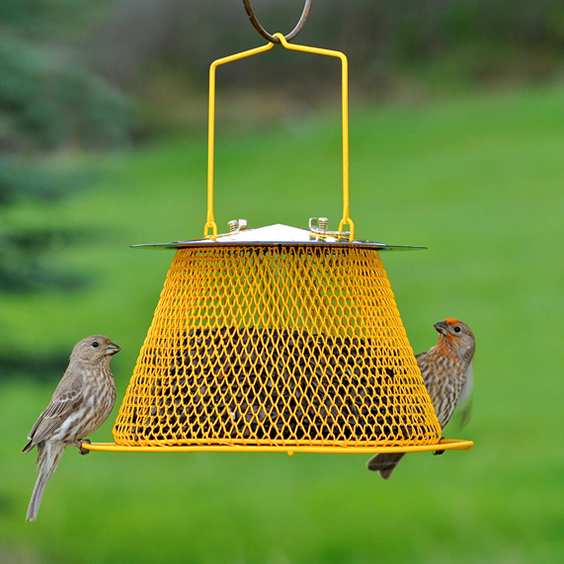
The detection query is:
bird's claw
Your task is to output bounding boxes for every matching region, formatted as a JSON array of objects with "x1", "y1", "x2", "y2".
[
  {"x1": 78, "y1": 439, "x2": 91, "y2": 455},
  {"x1": 433, "y1": 449, "x2": 445, "y2": 456}
]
